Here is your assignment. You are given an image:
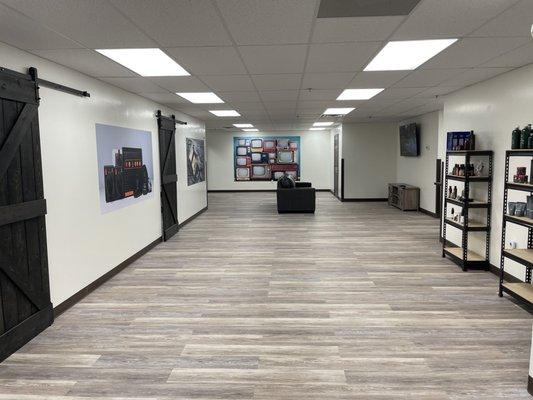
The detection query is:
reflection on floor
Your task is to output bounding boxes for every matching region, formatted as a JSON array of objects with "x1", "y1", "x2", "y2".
[{"x1": 0, "y1": 192, "x2": 531, "y2": 399}]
